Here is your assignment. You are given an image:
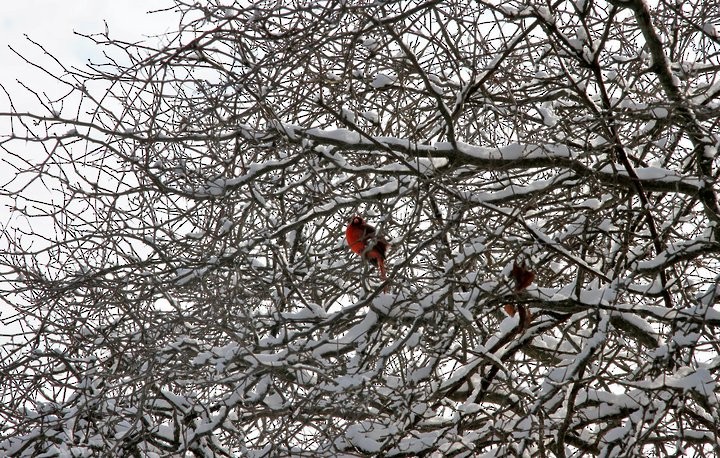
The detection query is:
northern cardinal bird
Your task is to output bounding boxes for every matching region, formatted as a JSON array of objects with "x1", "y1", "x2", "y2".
[
  {"x1": 504, "y1": 261, "x2": 535, "y2": 320},
  {"x1": 510, "y1": 261, "x2": 535, "y2": 292},
  {"x1": 345, "y1": 215, "x2": 388, "y2": 282}
]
